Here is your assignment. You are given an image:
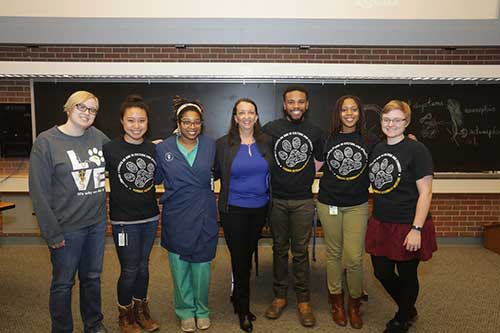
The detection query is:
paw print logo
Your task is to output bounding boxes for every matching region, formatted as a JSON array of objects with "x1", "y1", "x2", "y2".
[
  {"x1": 123, "y1": 157, "x2": 155, "y2": 189},
  {"x1": 278, "y1": 136, "x2": 308, "y2": 168},
  {"x1": 326, "y1": 142, "x2": 368, "y2": 180},
  {"x1": 369, "y1": 153, "x2": 401, "y2": 193},
  {"x1": 275, "y1": 132, "x2": 313, "y2": 172},
  {"x1": 87, "y1": 148, "x2": 105, "y2": 166},
  {"x1": 329, "y1": 142, "x2": 367, "y2": 176}
]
